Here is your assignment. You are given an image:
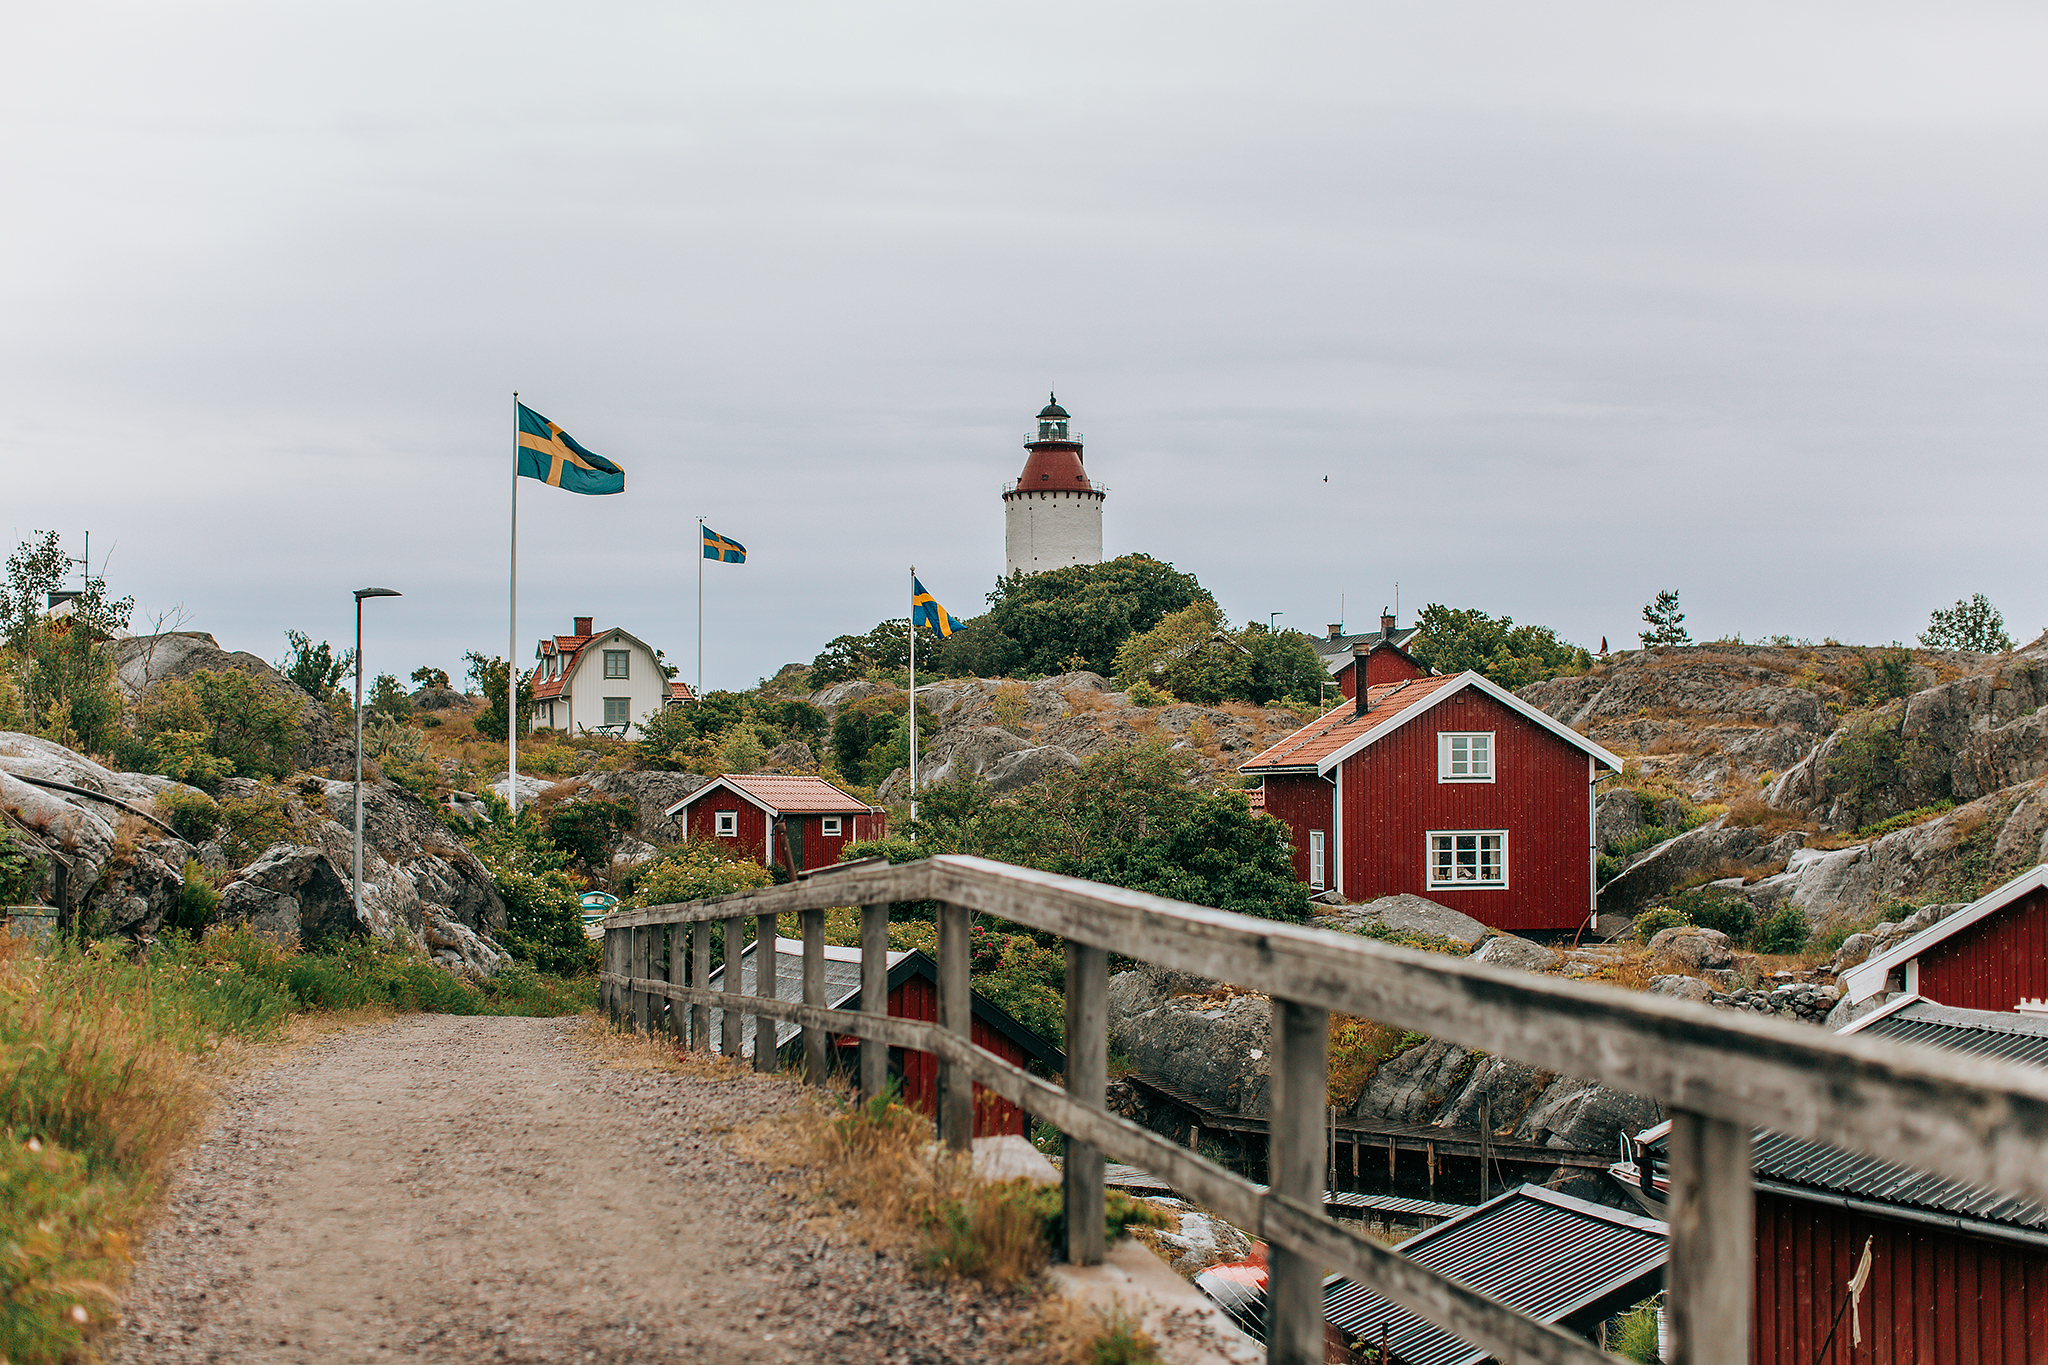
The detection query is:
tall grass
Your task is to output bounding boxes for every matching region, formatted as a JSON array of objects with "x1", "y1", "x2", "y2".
[{"x1": 0, "y1": 926, "x2": 592, "y2": 1362}]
